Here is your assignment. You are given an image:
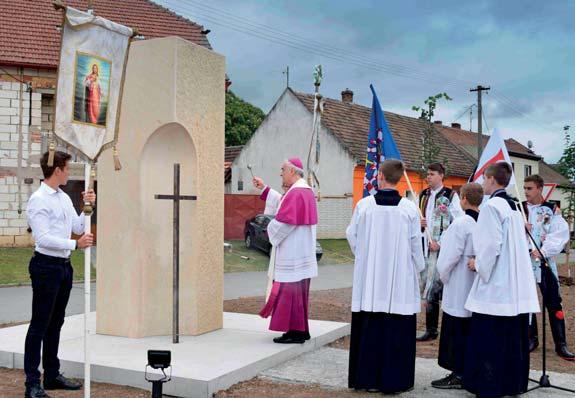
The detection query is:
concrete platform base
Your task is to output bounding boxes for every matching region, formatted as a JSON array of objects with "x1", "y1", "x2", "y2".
[{"x1": 0, "y1": 312, "x2": 350, "y2": 397}]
